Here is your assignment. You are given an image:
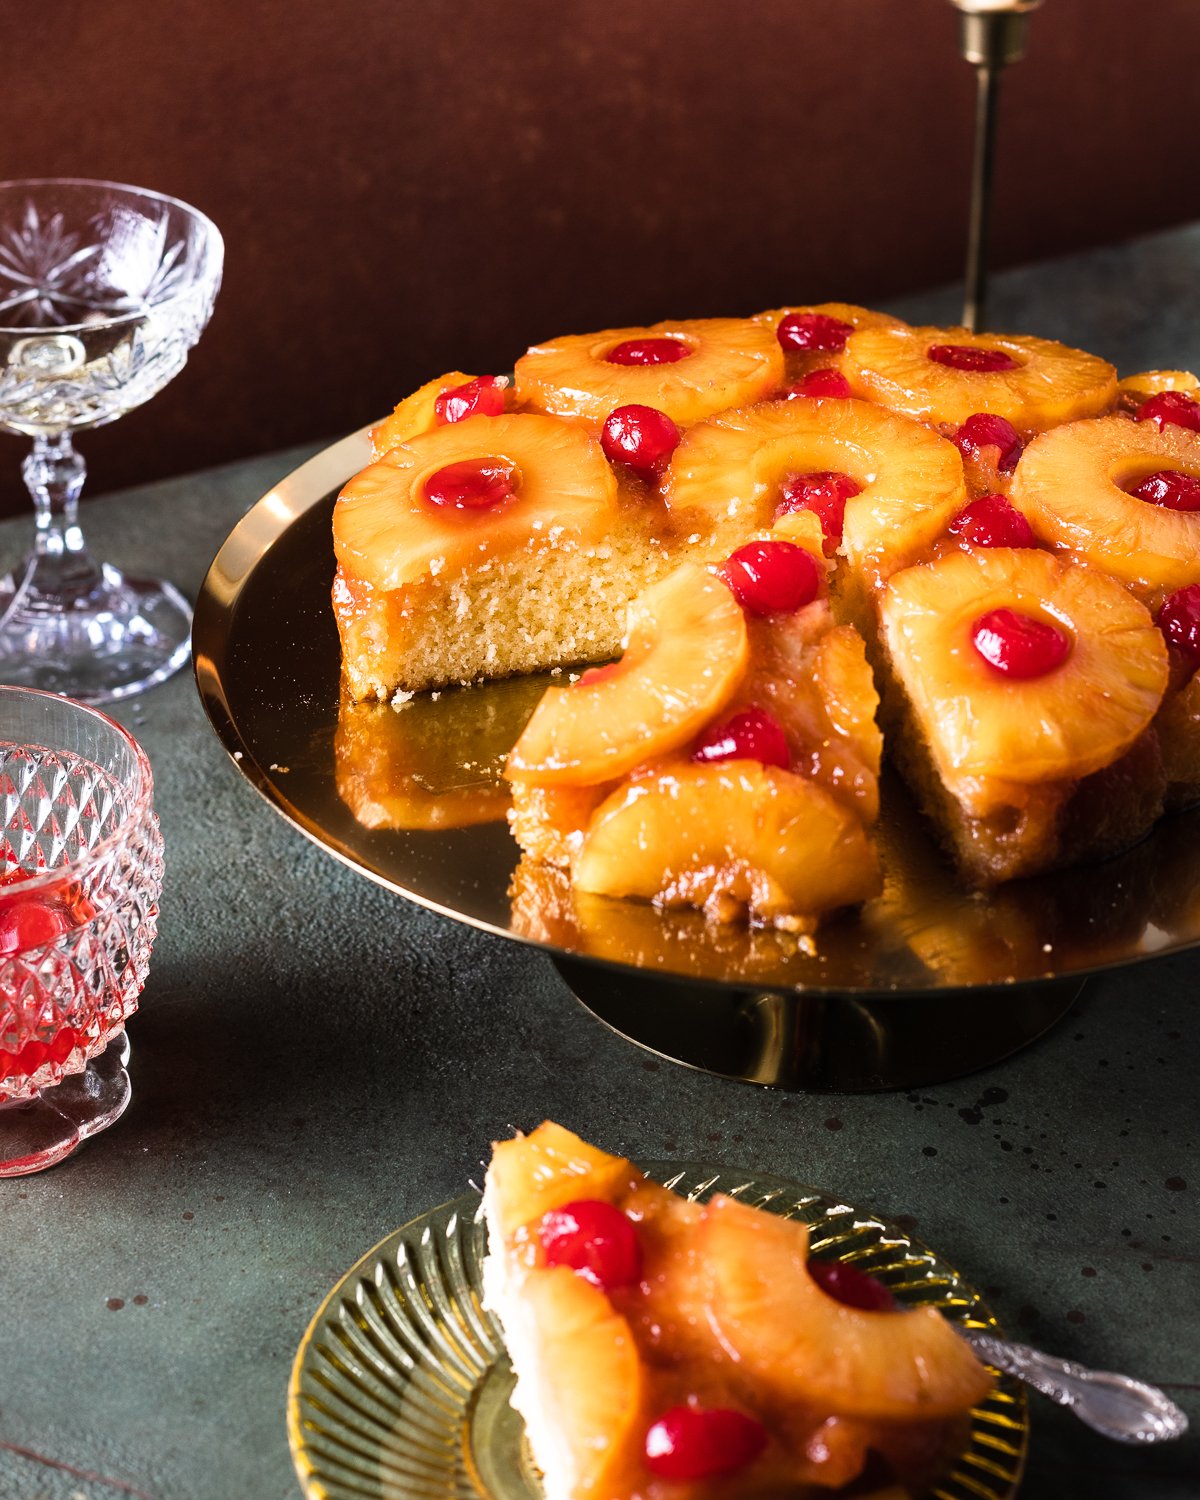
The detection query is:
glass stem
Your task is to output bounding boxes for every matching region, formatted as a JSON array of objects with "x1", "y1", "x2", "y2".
[{"x1": 21, "y1": 434, "x2": 102, "y2": 597}]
